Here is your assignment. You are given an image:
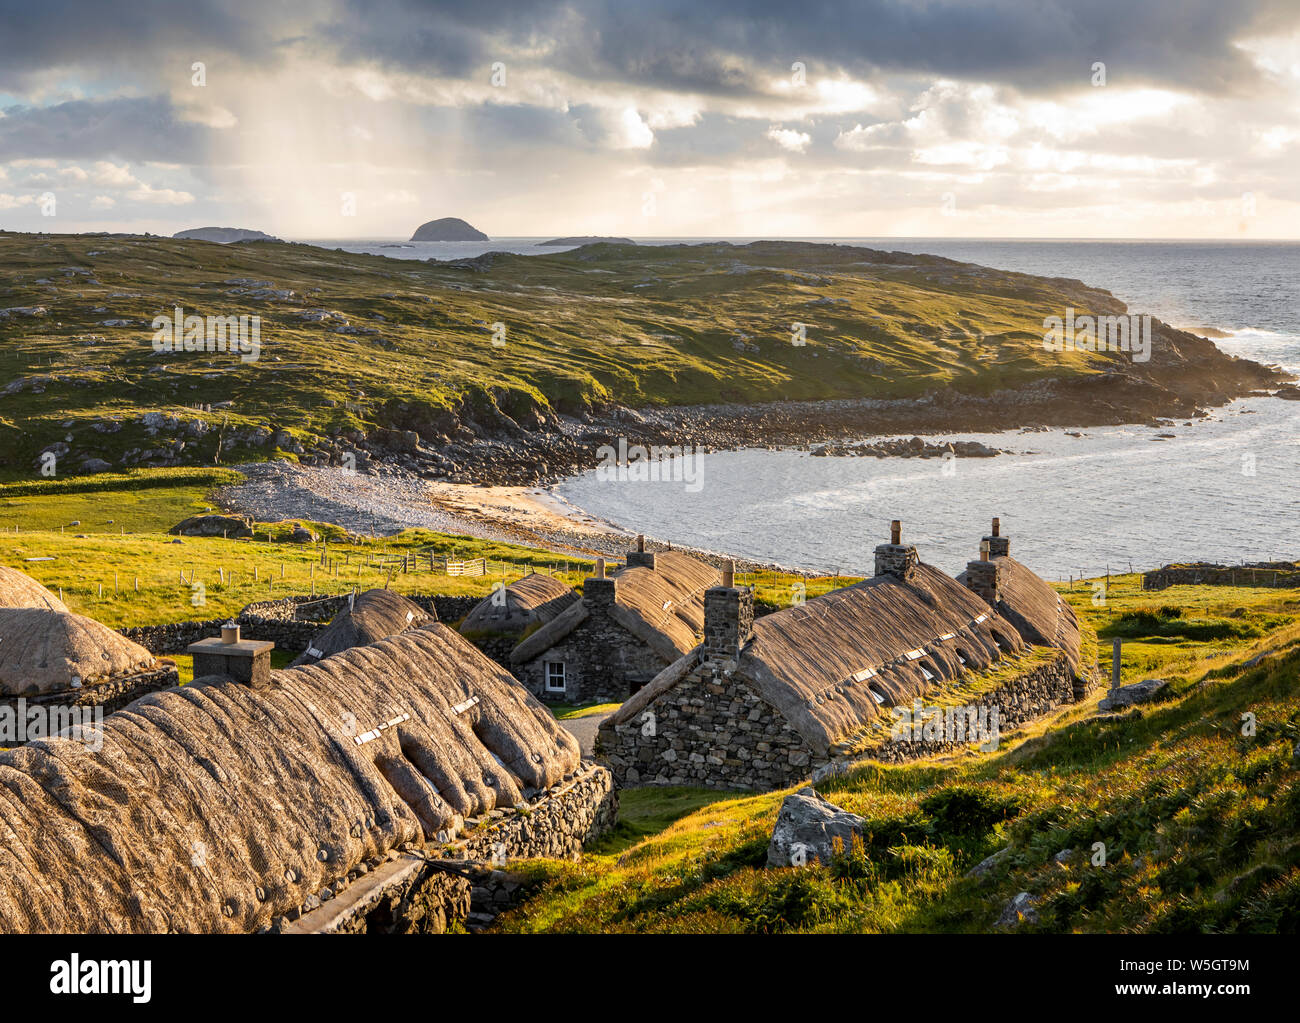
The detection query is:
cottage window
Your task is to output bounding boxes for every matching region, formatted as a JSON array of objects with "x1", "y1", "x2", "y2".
[{"x1": 544, "y1": 661, "x2": 566, "y2": 693}]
